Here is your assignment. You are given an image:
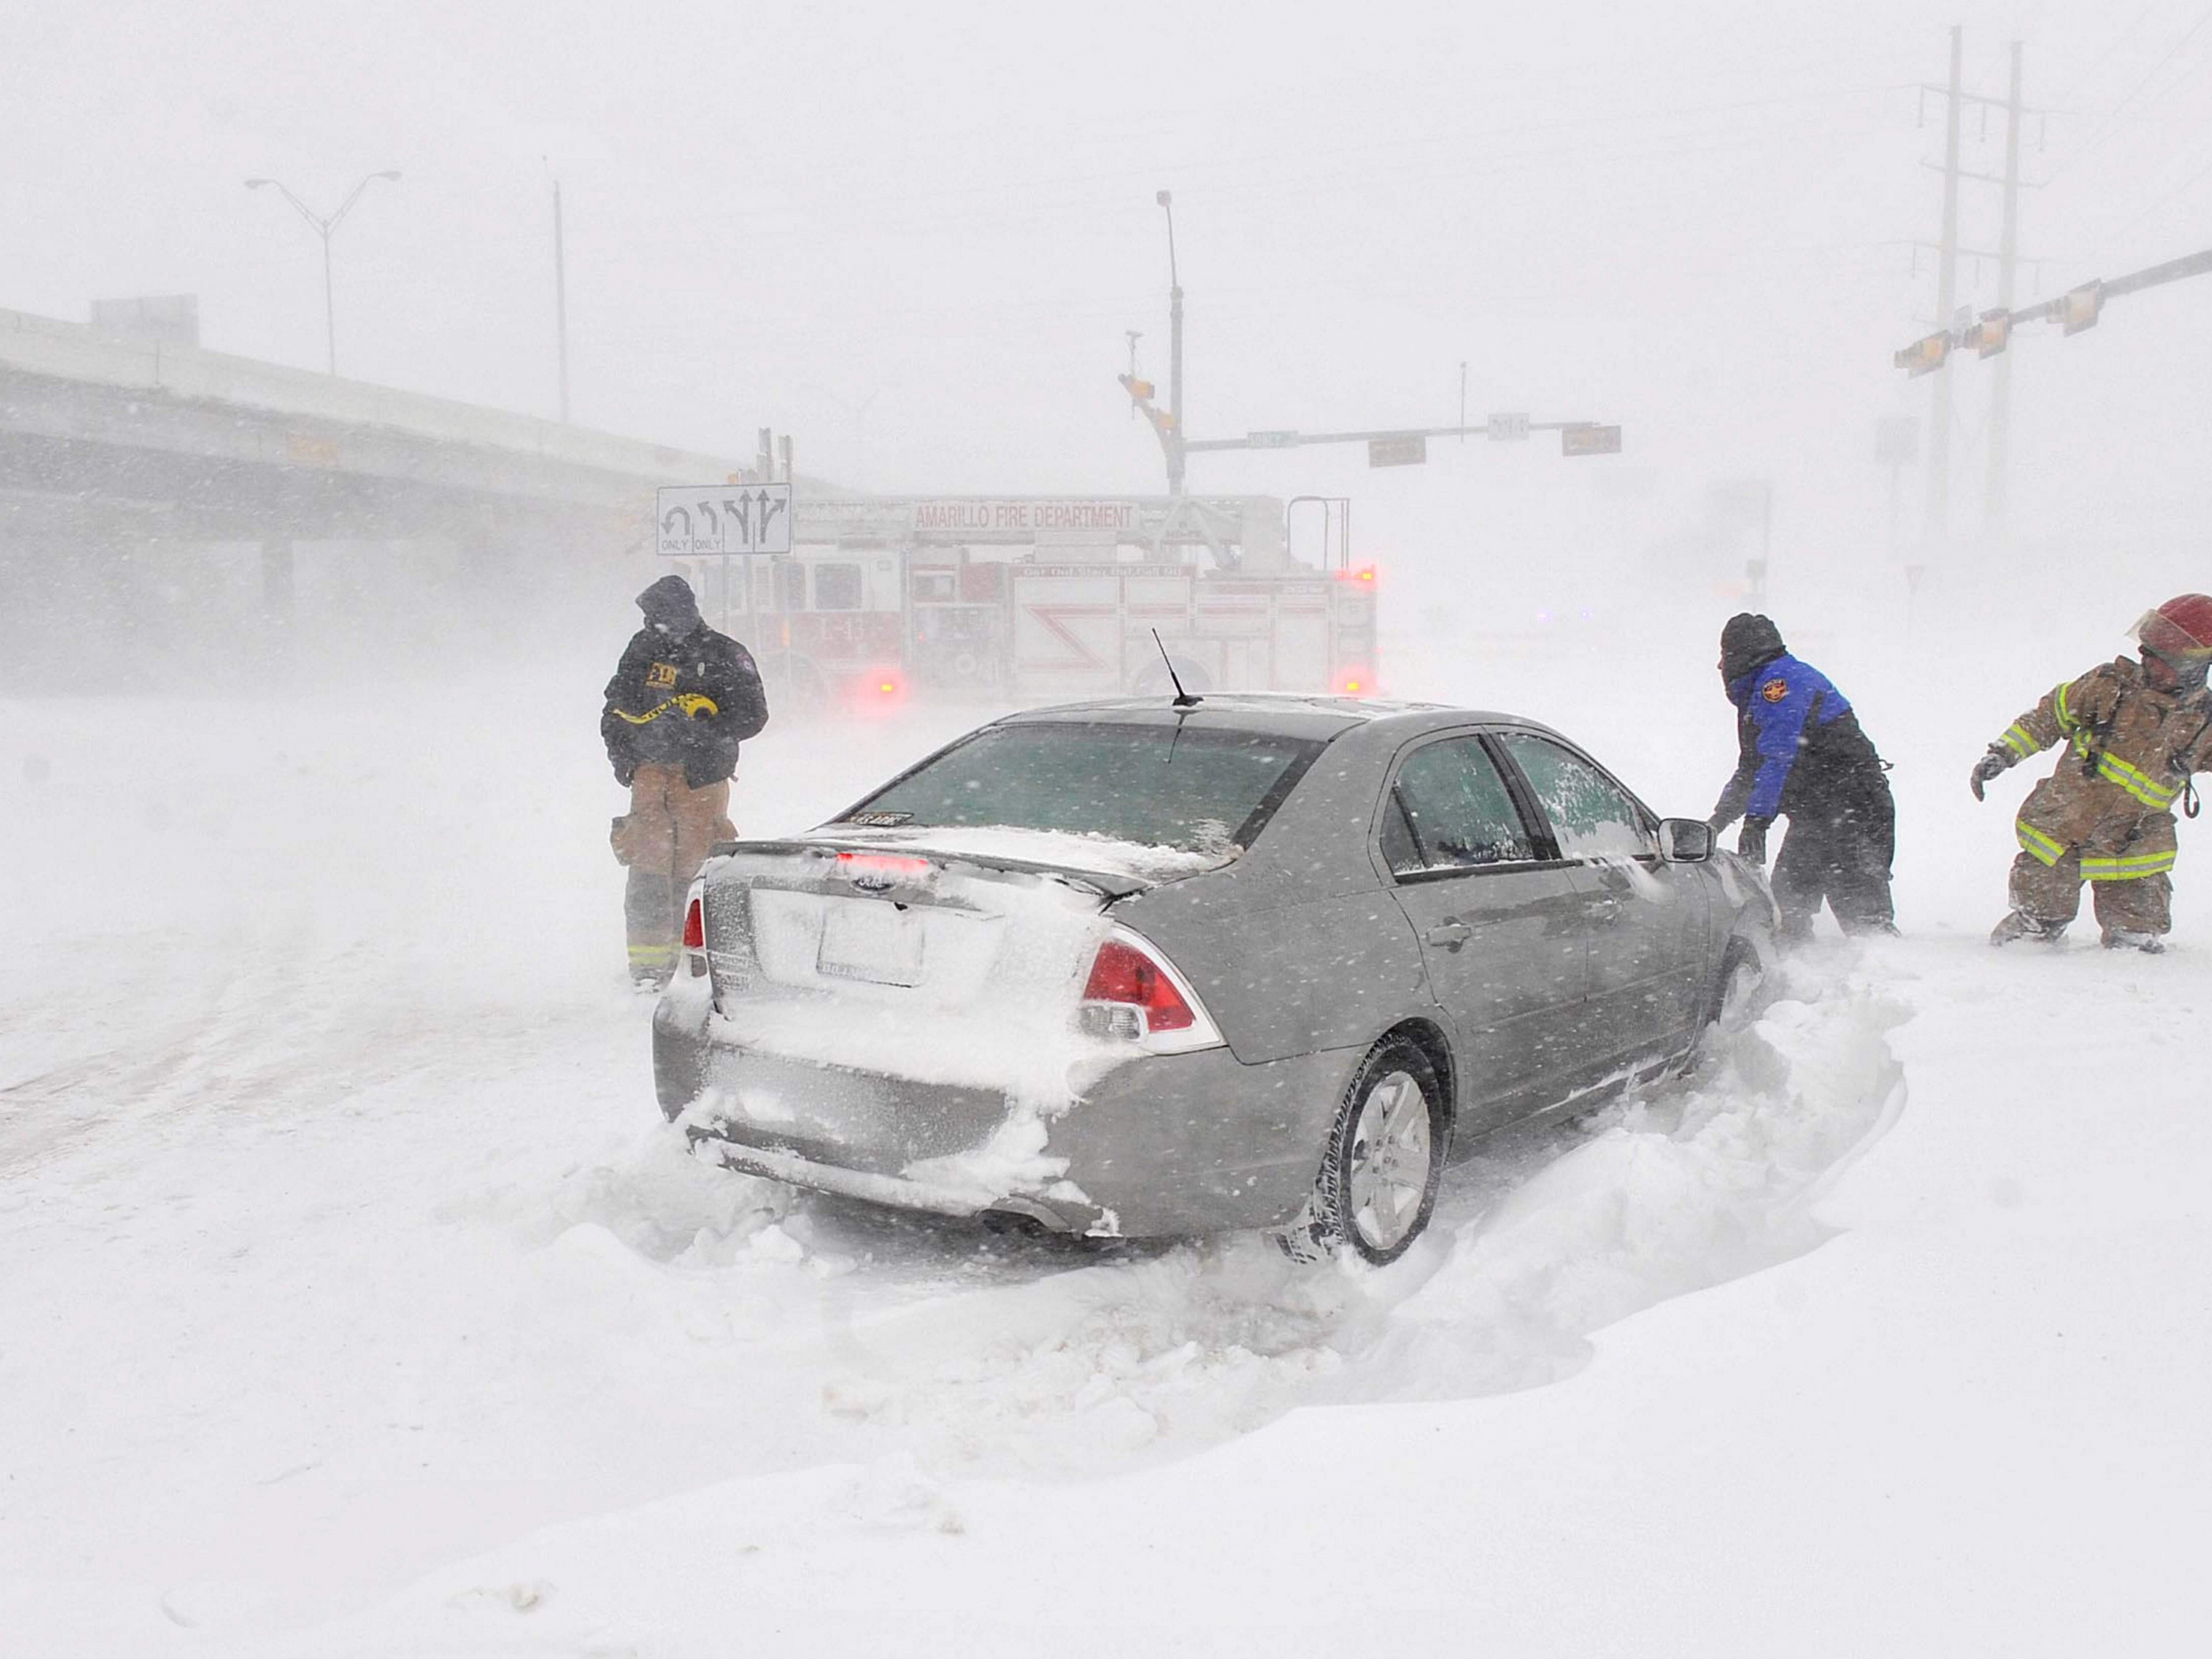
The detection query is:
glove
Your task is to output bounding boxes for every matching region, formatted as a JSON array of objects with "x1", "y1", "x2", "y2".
[
  {"x1": 1969, "y1": 745, "x2": 2012, "y2": 802},
  {"x1": 1736, "y1": 817, "x2": 1770, "y2": 866}
]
